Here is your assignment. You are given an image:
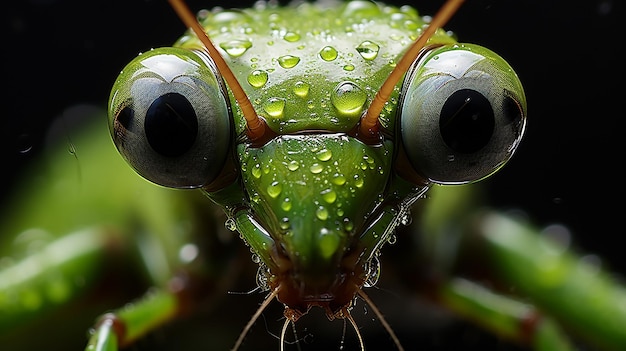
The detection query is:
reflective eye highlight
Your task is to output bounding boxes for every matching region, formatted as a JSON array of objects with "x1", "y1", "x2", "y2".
[
  {"x1": 108, "y1": 47, "x2": 232, "y2": 188},
  {"x1": 399, "y1": 44, "x2": 526, "y2": 184}
]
